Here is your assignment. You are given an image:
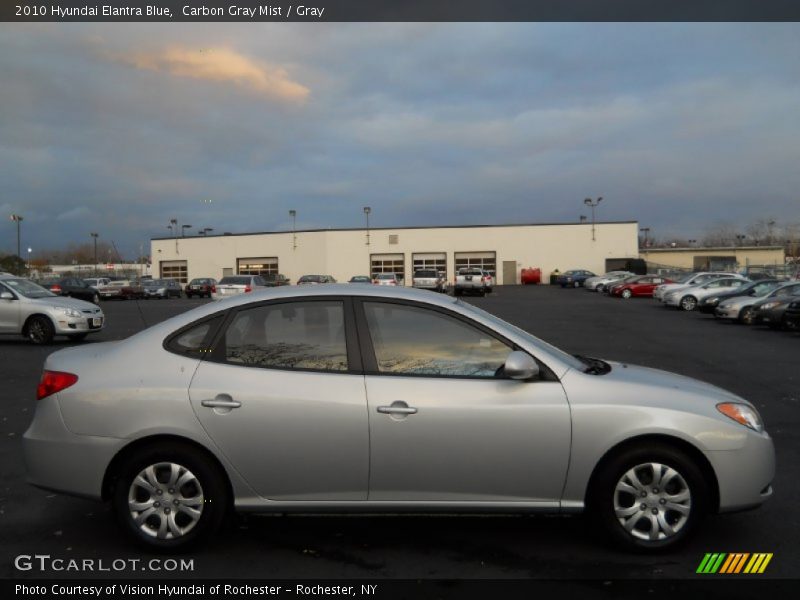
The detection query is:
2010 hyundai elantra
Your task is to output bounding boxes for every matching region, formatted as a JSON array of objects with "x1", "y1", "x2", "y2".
[{"x1": 23, "y1": 285, "x2": 774, "y2": 551}]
